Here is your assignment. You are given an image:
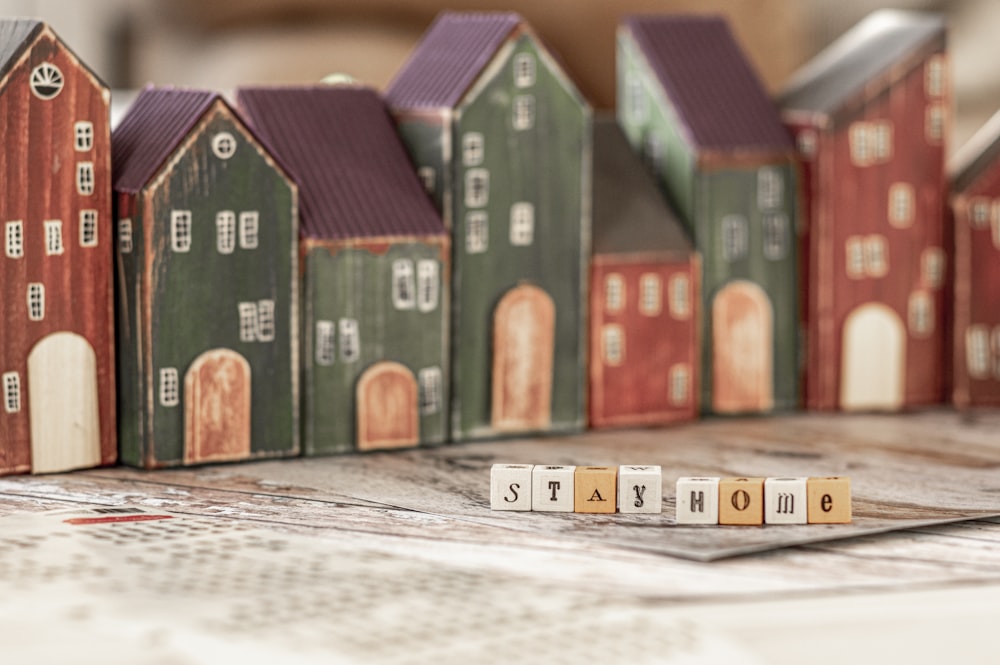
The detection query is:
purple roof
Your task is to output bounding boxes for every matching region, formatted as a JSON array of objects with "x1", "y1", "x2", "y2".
[
  {"x1": 623, "y1": 15, "x2": 793, "y2": 154},
  {"x1": 237, "y1": 85, "x2": 445, "y2": 240},
  {"x1": 385, "y1": 11, "x2": 521, "y2": 110}
]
